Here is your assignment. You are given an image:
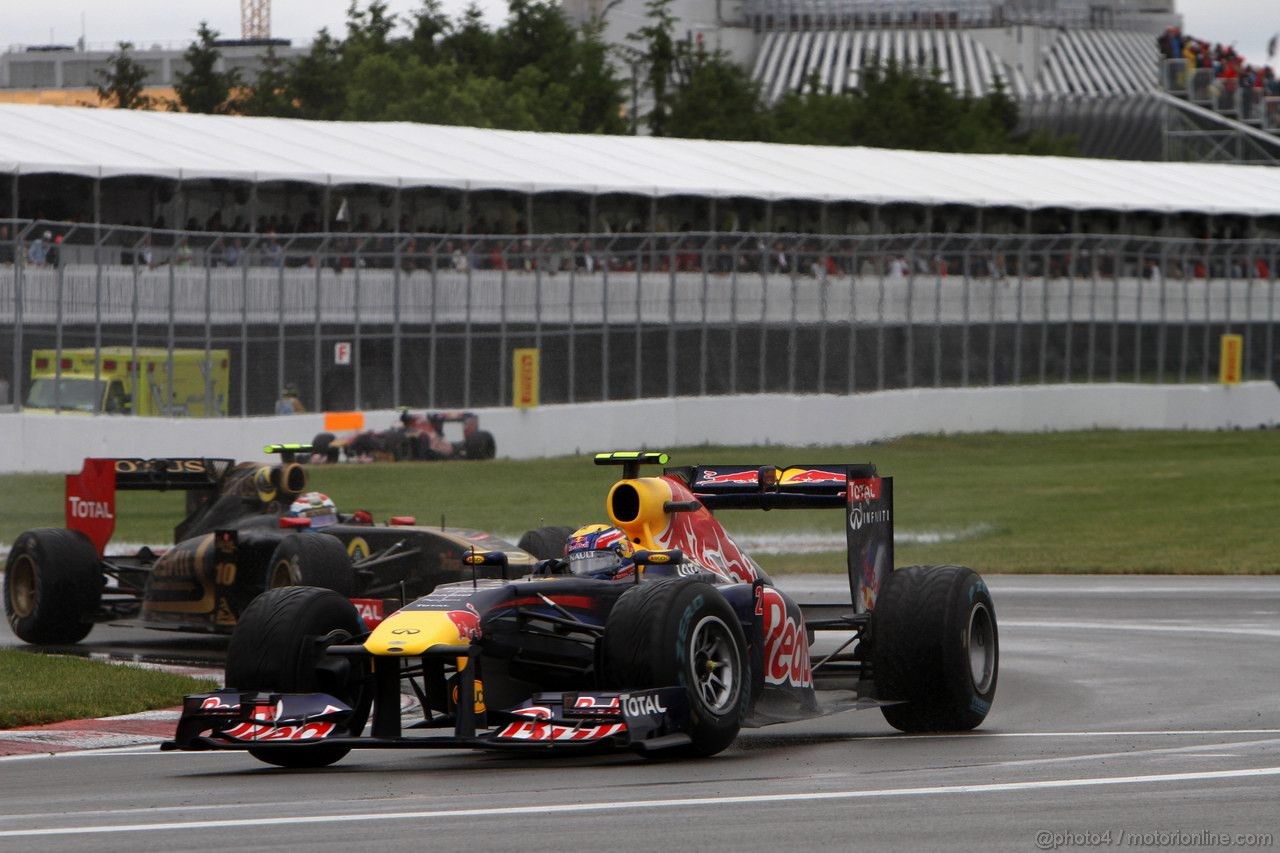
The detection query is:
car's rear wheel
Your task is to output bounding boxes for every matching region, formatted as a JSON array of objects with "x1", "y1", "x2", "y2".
[
  {"x1": 226, "y1": 586, "x2": 370, "y2": 768},
  {"x1": 4, "y1": 528, "x2": 101, "y2": 645},
  {"x1": 265, "y1": 534, "x2": 355, "y2": 596},
  {"x1": 602, "y1": 579, "x2": 748, "y2": 758},
  {"x1": 463, "y1": 430, "x2": 497, "y2": 460},
  {"x1": 870, "y1": 565, "x2": 998, "y2": 732},
  {"x1": 516, "y1": 526, "x2": 577, "y2": 561}
]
